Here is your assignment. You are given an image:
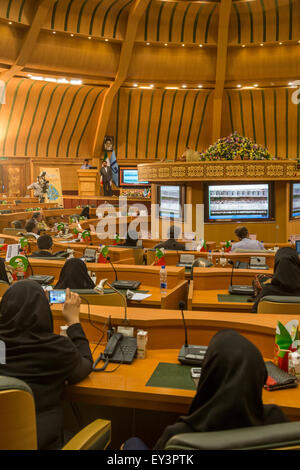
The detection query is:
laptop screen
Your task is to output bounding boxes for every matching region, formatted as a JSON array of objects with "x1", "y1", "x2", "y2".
[{"x1": 84, "y1": 248, "x2": 97, "y2": 258}]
